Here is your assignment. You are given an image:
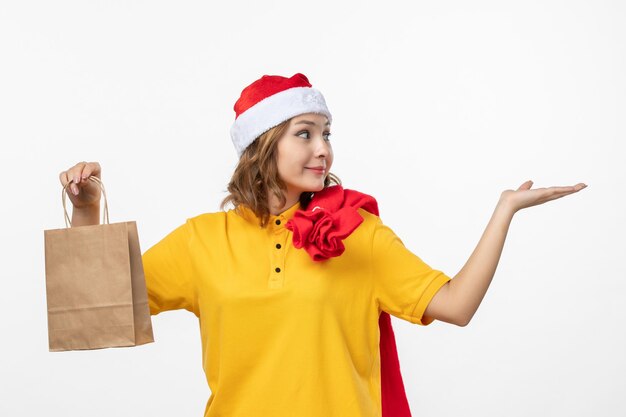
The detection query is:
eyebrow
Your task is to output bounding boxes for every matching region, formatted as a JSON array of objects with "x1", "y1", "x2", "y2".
[{"x1": 294, "y1": 120, "x2": 330, "y2": 128}]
